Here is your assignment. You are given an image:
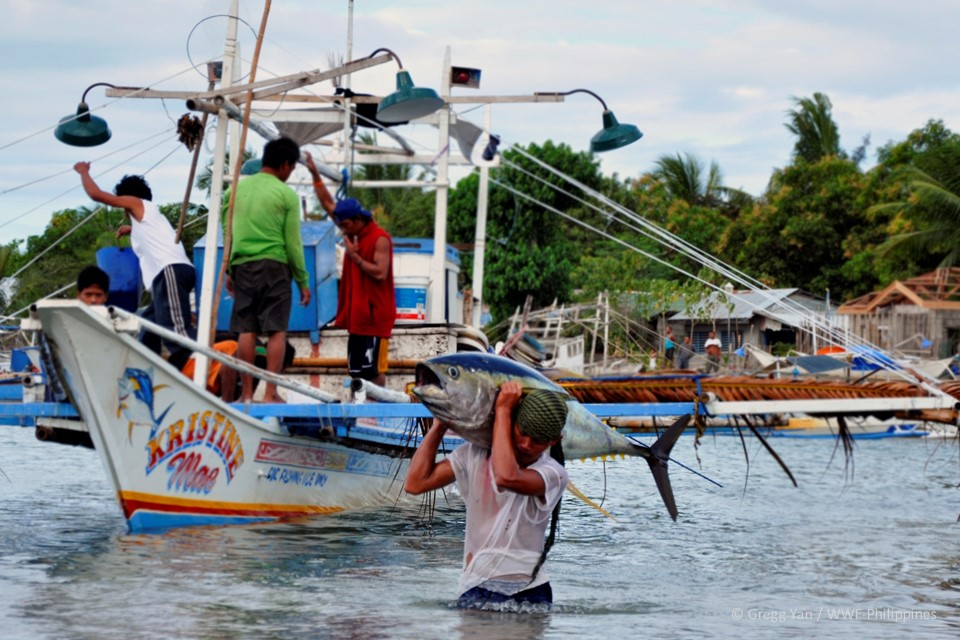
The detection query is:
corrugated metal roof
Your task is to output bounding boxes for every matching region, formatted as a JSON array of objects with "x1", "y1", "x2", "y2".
[{"x1": 669, "y1": 288, "x2": 825, "y2": 321}]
